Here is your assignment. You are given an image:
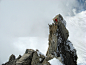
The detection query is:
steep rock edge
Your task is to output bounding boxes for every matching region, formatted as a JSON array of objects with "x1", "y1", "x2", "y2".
[
  {"x1": 2, "y1": 14, "x2": 78, "y2": 65},
  {"x1": 46, "y1": 14, "x2": 78, "y2": 65}
]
